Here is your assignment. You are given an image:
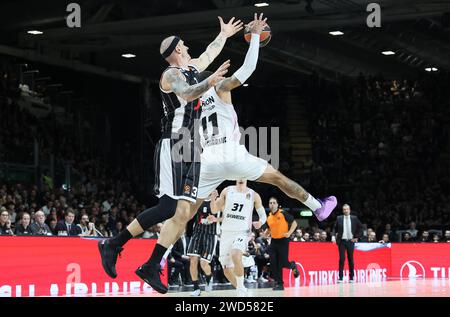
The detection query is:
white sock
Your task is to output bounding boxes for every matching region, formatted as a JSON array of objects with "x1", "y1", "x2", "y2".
[
  {"x1": 236, "y1": 275, "x2": 245, "y2": 289},
  {"x1": 304, "y1": 194, "x2": 322, "y2": 211}
]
